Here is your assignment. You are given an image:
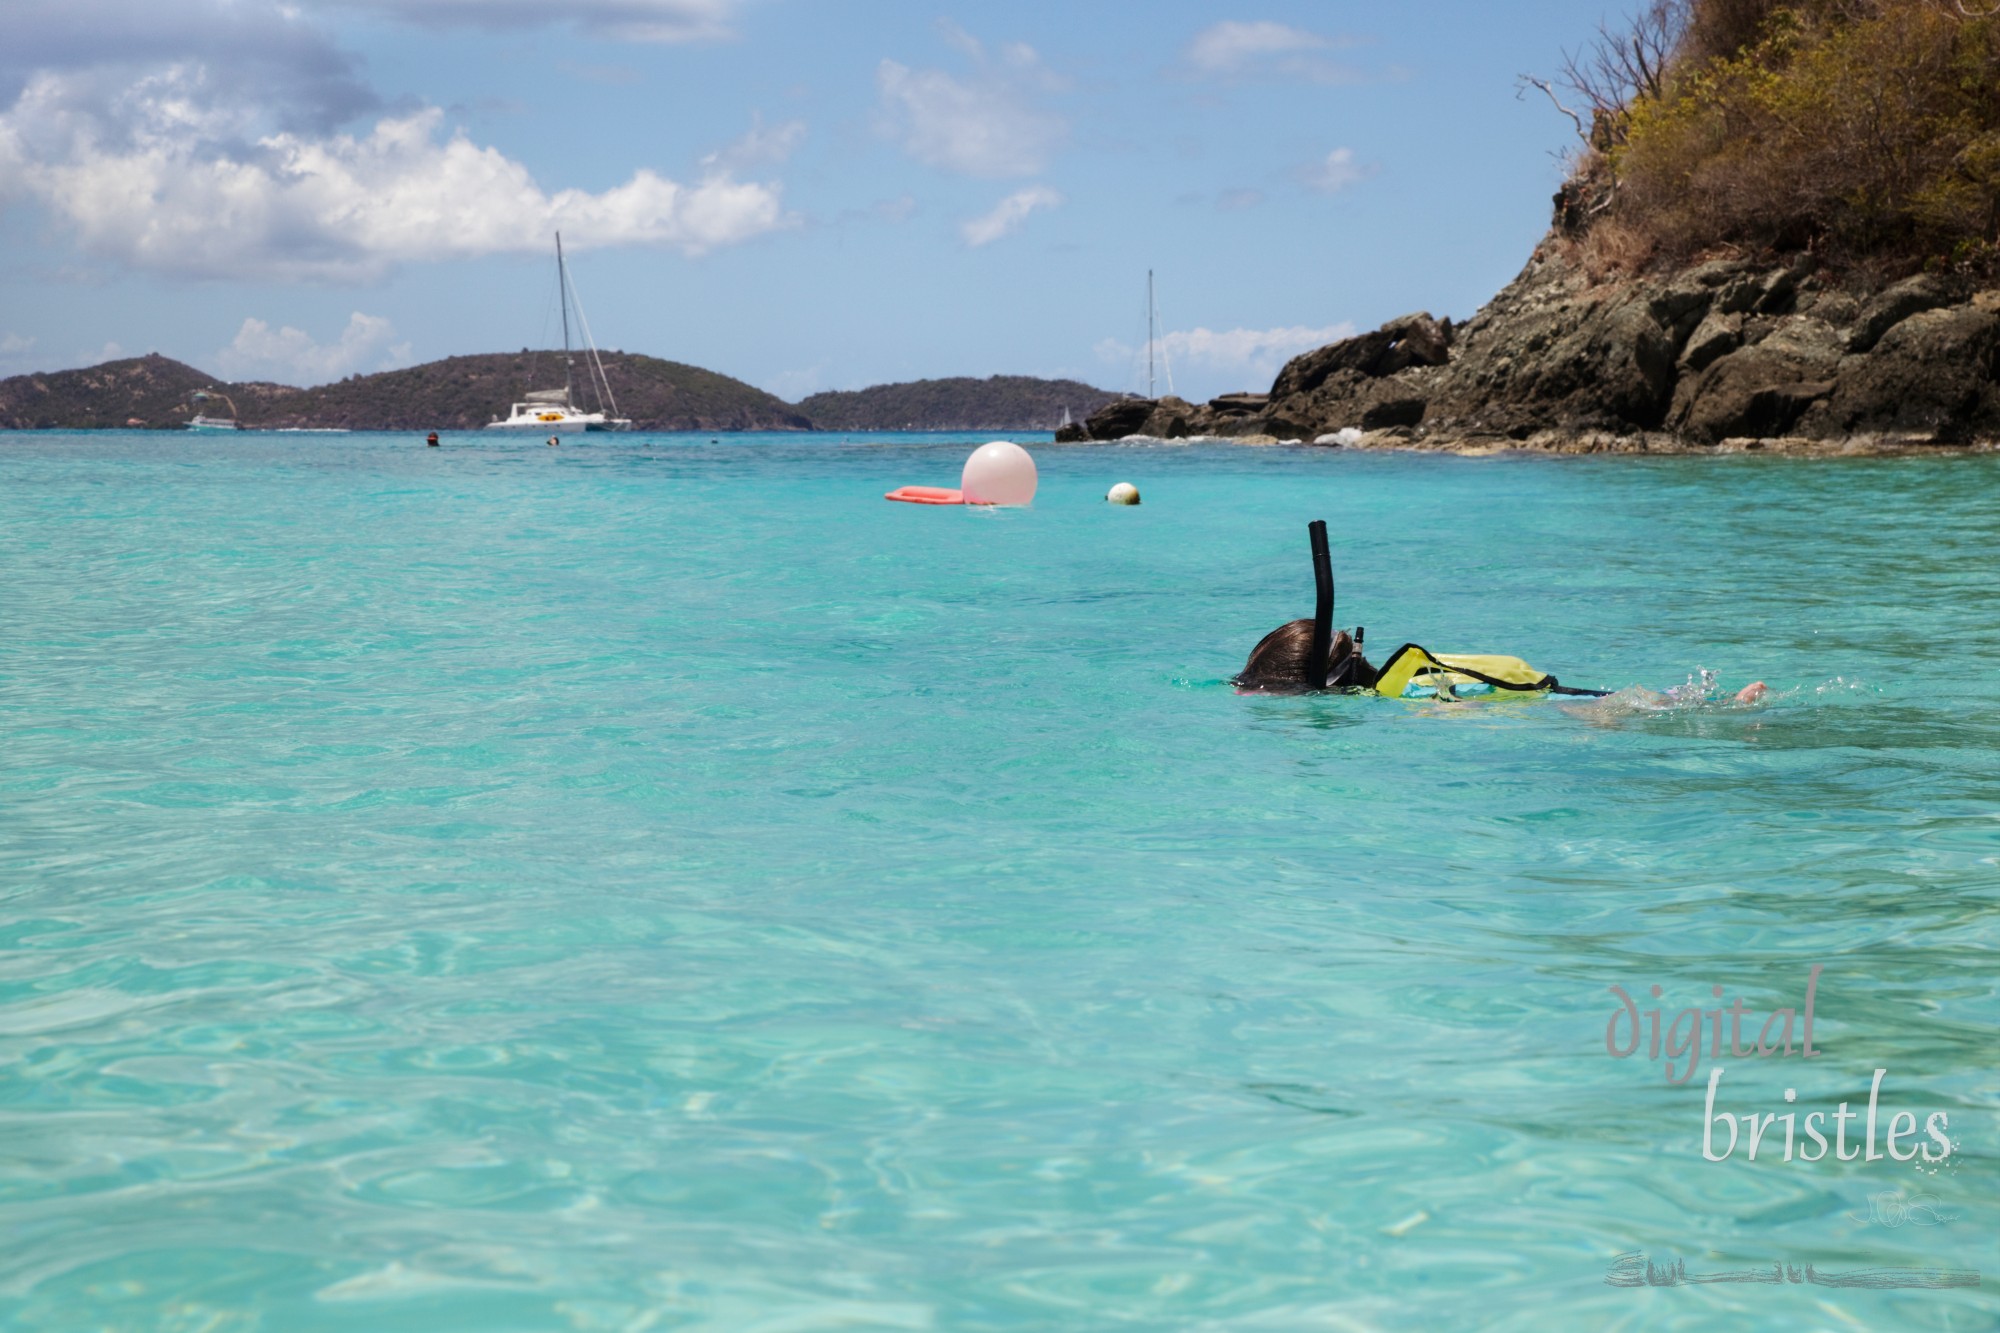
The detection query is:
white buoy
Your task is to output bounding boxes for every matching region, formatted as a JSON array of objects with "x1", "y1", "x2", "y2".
[
  {"x1": 961, "y1": 441, "x2": 1037, "y2": 505},
  {"x1": 1106, "y1": 482, "x2": 1141, "y2": 505}
]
